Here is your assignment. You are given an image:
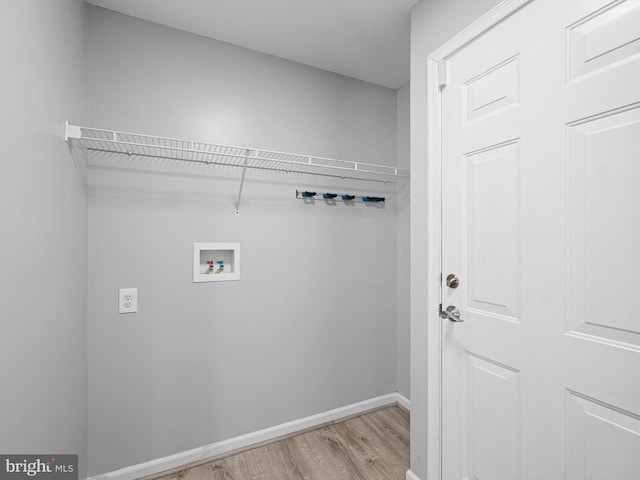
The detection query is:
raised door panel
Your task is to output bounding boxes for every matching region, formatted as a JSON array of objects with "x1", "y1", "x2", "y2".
[
  {"x1": 464, "y1": 55, "x2": 520, "y2": 123},
  {"x1": 567, "y1": 0, "x2": 640, "y2": 82},
  {"x1": 466, "y1": 141, "x2": 520, "y2": 321},
  {"x1": 465, "y1": 353, "x2": 520, "y2": 480},
  {"x1": 567, "y1": 390, "x2": 640, "y2": 480},
  {"x1": 567, "y1": 104, "x2": 640, "y2": 348}
]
